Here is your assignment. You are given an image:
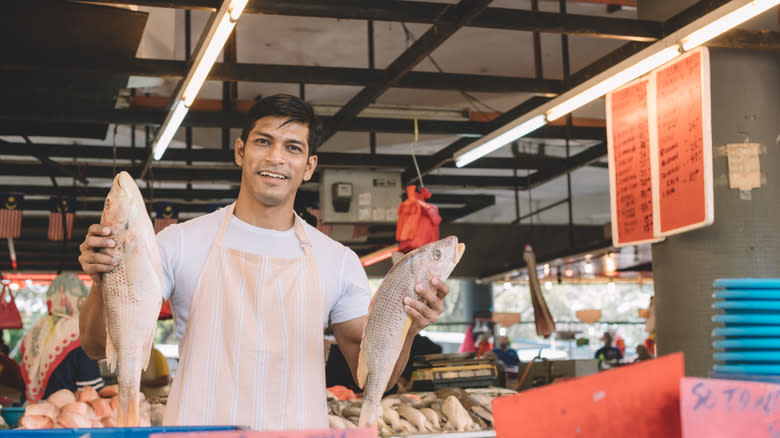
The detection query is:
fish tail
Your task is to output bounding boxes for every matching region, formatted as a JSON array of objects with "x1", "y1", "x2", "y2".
[
  {"x1": 358, "y1": 399, "x2": 380, "y2": 427},
  {"x1": 116, "y1": 384, "x2": 138, "y2": 427}
]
